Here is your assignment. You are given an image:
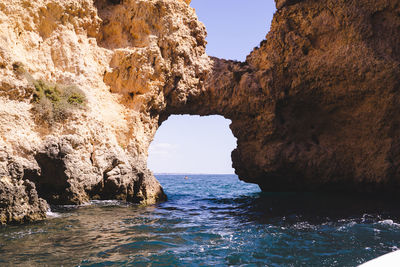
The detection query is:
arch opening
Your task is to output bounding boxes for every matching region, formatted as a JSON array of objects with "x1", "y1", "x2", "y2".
[
  {"x1": 149, "y1": 0, "x2": 277, "y2": 180},
  {"x1": 148, "y1": 115, "x2": 236, "y2": 175}
]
